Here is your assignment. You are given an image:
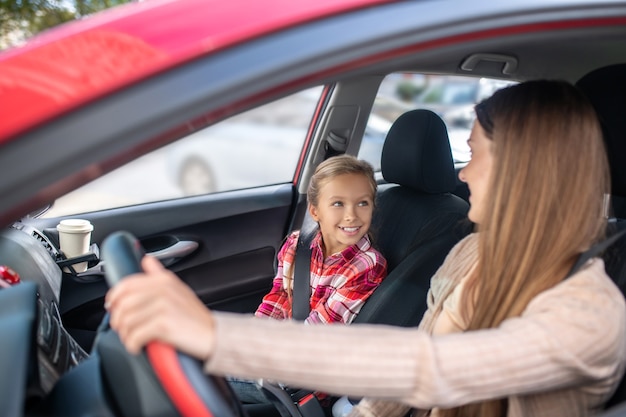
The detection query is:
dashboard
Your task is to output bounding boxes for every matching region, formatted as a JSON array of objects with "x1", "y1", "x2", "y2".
[
  {"x1": 0, "y1": 220, "x2": 207, "y2": 417},
  {"x1": 0, "y1": 223, "x2": 89, "y2": 395}
]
